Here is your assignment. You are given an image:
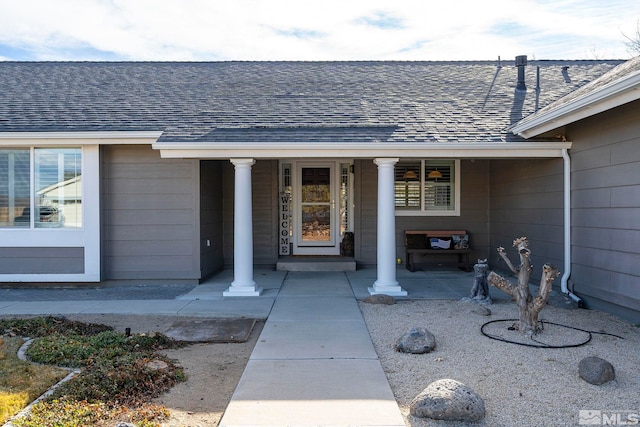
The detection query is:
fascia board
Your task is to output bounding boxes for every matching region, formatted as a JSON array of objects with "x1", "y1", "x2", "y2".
[
  {"x1": 155, "y1": 141, "x2": 572, "y2": 159},
  {"x1": 511, "y1": 72, "x2": 640, "y2": 138},
  {"x1": 0, "y1": 131, "x2": 163, "y2": 145}
]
